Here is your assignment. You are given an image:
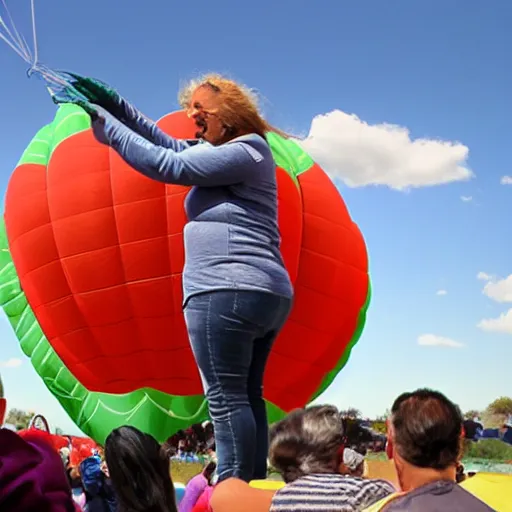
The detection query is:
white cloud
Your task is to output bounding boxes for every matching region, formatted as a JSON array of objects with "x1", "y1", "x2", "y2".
[
  {"x1": 500, "y1": 176, "x2": 512, "y2": 185},
  {"x1": 477, "y1": 272, "x2": 492, "y2": 281},
  {"x1": 460, "y1": 195, "x2": 473, "y2": 202},
  {"x1": 481, "y1": 274, "x2": 512, "y2": 303},
  {"x1": 0, "y1": 358, "x2": 22, "y2": 368},
  {"x1": 436, "y1": 289, "x2": 448, "y2": 296},
  {"x1": 478, "y1": 309, "x2": 512, "y2": 334},
  {"x1": 298, "y1": 110, "x2": 473, "y2": 190},
  {"x1": 417, "y1": 334, "x2": 464, "y2": 348}
]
